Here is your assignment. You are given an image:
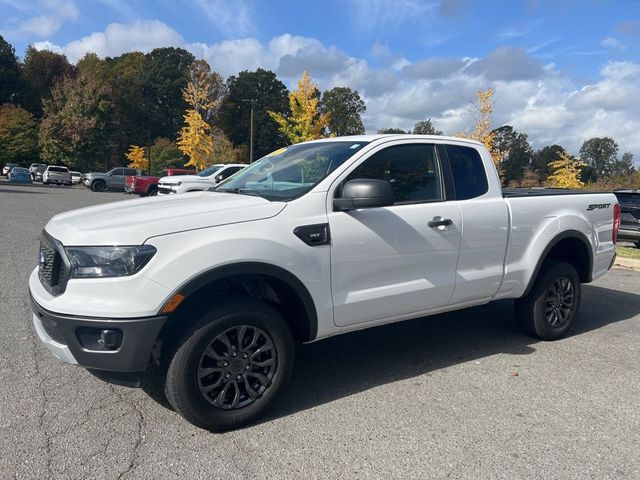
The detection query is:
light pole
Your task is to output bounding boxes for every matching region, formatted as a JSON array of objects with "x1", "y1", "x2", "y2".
[
  {"x1": 242, "y1": 99, "x2": 256, "y2": 163},
  {"x1": 147, "y1": 131, "x2": 152, "y2": 176}
]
